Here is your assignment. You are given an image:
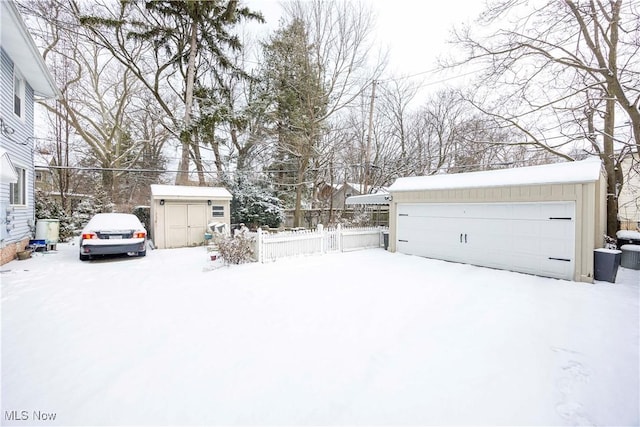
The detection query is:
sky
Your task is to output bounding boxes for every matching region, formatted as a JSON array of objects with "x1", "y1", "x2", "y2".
[
  {"x1": 243, "y1": 0, "x2": 486, "y2": 87},
  {"x1": 2, "y1": 242, "x2": 638, "y2": 425}
]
